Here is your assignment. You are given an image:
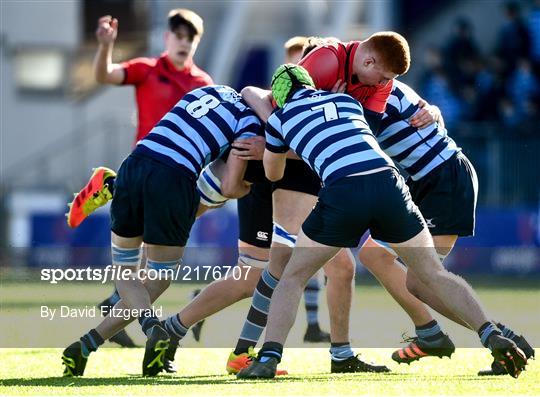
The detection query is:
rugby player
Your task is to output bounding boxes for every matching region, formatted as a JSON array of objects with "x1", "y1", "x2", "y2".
[
  {"x1": 67, "y1": 9, "x2": 212, "y2": 347},
  {"x1": 296, "y1": 37, "x2": 534, "y2": 373},
  {"x1": 356, "y1": 80, "x2": 535, "y2": 374},
  {"x1": 187, "y1": 36, "x2": 331, "y2": 349},
  {"x1": 70, "y1": 9, "x2": 212, "y2": 228},
  {"x1": 61, "y1": 85, "x2": 262, "y2": 377},
  {"x1": 222, "y1": 32, "x2": 416, "y2": 376},
  {"x1": 284, "y1": 36, "x2": 330, "y2": 343},
  {"x1": 237, "y1": 64, "x2": 528, "y2": 379}
]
